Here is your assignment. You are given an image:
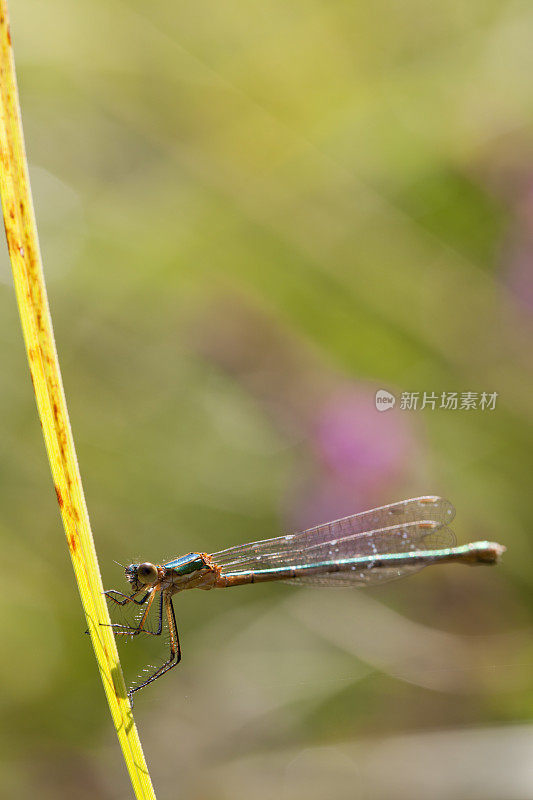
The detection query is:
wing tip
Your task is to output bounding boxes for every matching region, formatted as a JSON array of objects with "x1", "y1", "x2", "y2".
[{"x1": 413, "y1": 495, "x2": 456, "y2": 523}]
